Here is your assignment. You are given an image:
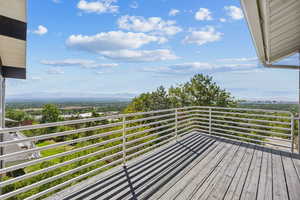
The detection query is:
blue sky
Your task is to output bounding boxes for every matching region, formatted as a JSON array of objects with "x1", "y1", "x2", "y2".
[{"x1": 6, "y1": 0, "x2": 300, "y2": 101}]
